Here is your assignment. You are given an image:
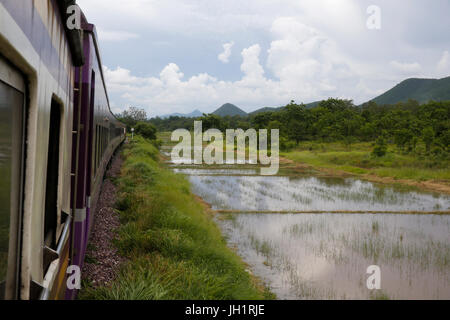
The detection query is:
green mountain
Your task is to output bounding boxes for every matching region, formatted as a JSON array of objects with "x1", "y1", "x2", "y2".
[
  {"x1": 212, "y1": 103, "x2": 248, "y2": 117},
  {"x1": 161, "y1": 109, "x2": 203, "y2": 119},
  {"x1": 249, "y1": 106, "x2": 284, "y2": 115},
  {"x1": 305, "y1": 101, "x2": 322, "y2": 109},
  {"x1": 370, "y1": 76, "x2": 450, "y2": 105},
  {"x1": 250, "y1": 101, "x2": 323, "y2": 115}
]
